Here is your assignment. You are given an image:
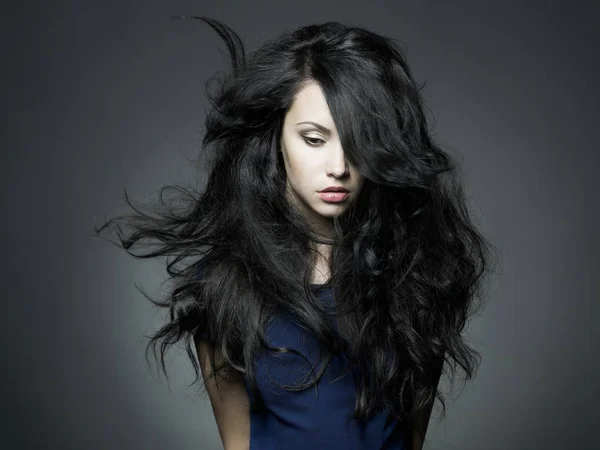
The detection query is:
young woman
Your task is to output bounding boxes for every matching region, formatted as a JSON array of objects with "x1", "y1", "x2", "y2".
[{"x1": 95, "y1": 17, "x2": 498, "y2": 450}]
